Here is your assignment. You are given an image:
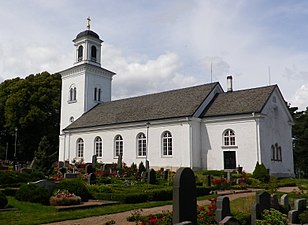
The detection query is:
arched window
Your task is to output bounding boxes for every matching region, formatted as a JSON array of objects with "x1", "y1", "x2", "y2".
[
  {"x1": 94, "y1": 87, "x2": 102, "y2": 102},
  {"x1": 114, "y1": 135, "x2": 123, "y2": 157},
  {"x1": 271, "y1": 145, "x2": 275, "y2": 160},
  {"x1": 162, "y1": 131, "x2": 172, "y2": 156},
  {"x1": 137, "y1": 133, "x2": 146, "y2": 157},
  {"x1": 78, "y1": 46, "x2": 83, "y2": 62},
  {"x1": 278, "y1": 146, "x2": 282, "y2": 161},
  {"x1": 94, "y1": 136, "x2": 102, "y2": 158},
  {"x1": 91, "y1": 46, "x2": 97, "y2": 62},
  {"x1": 223, "y1": 129, "x2": 235, "y2": 146},
  {"x1": 69, "y1": 85, "x2": 77, "y2": 102},
  {"x1": 76, "y1": 138, "x2": 84, "y2": 158}
]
